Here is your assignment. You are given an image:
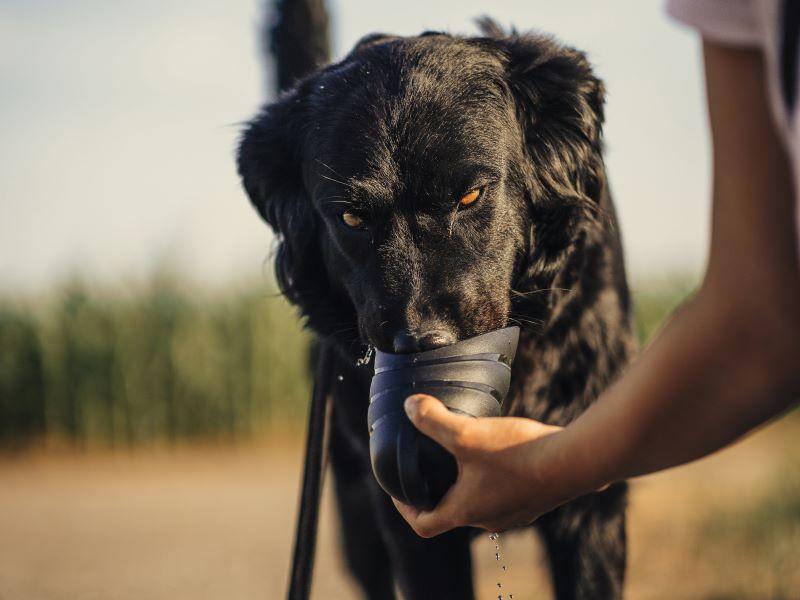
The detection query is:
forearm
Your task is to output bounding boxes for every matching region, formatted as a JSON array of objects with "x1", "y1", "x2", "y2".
[{"x1": 545, "y1": 284, "x2": 800, "y2": 496}]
